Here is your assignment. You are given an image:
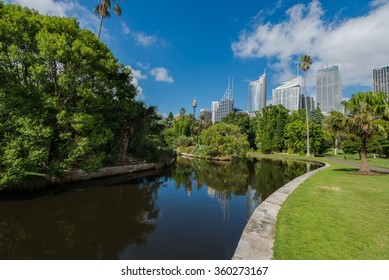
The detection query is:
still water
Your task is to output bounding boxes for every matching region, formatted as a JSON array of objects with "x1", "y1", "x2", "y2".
[{"x1": 0, "y1": 157, "x2": 320, "y2": 260}]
